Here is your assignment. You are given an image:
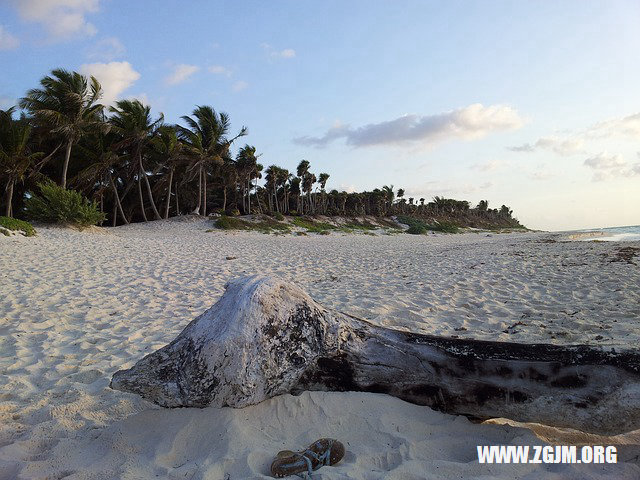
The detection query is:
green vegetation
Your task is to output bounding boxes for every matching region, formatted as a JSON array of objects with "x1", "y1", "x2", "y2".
[
  {"x1": 24, "y1": 181, "x2": 106, "y2": 228},
  {"x1": 215, "y1": 215, "x2": 291, "y2": 234},
  {"x1": 292, "y1": 217, "x2": 334, "y2": 233},
  {"x1": 0, "y1": 216, "x2": 36, "y2": 236},
  {"x1": 1, "y1": 67, "x2": 524, "y2": 232},
  {"x1": 396, "y1": 215, "x2": 459, "y2": 234}
]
